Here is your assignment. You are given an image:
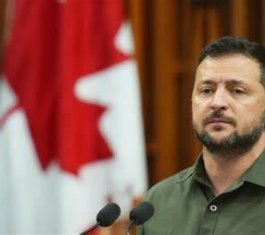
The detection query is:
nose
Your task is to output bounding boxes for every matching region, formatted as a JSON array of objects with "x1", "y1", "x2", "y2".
[{"x1": 211, "y1": 87, "x2": 229, "y2": 111}]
